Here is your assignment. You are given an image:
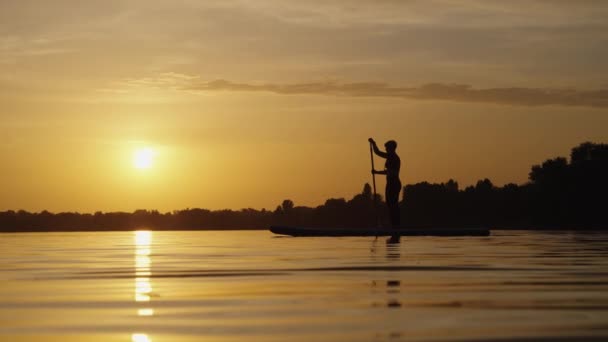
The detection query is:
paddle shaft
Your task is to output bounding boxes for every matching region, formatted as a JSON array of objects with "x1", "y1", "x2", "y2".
[
  {"x1": 369, "y1": 142, "x2": 377, "y2": 197},
  {"x1": 369, "y1": 142, "x2": 379, "y2": 227}
]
